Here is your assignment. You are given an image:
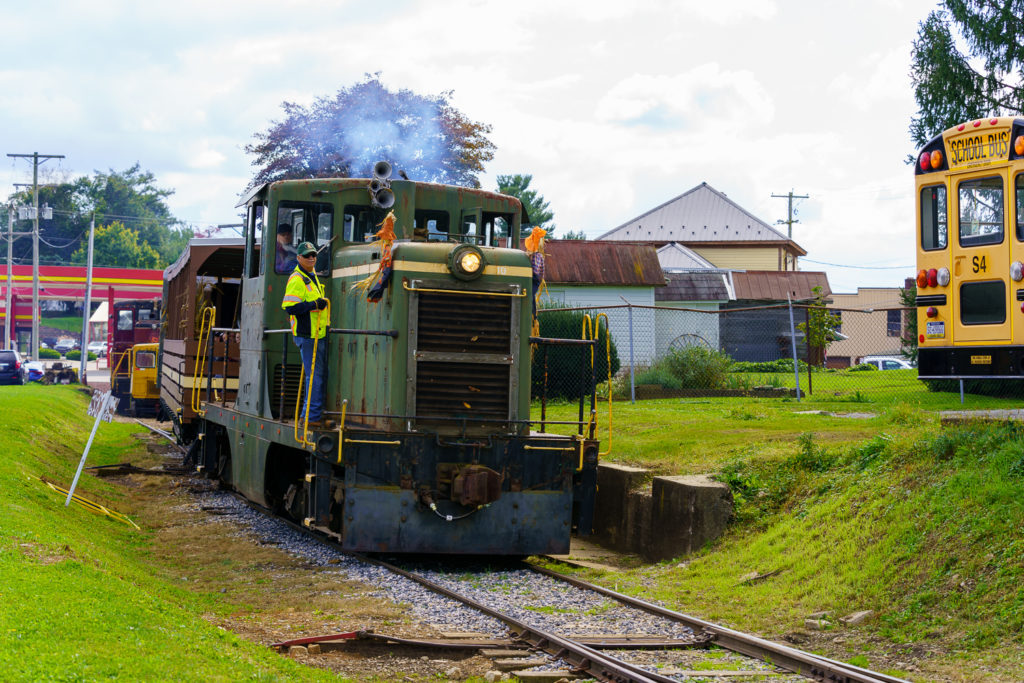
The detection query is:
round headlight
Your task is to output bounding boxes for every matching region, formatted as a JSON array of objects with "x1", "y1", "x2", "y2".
[
  {"x1": 459, "y1": 251, "x2": 482, "y2": 274},
  {"x1": 448, "y1": 244, "x2": 486, "y2": 281}
]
